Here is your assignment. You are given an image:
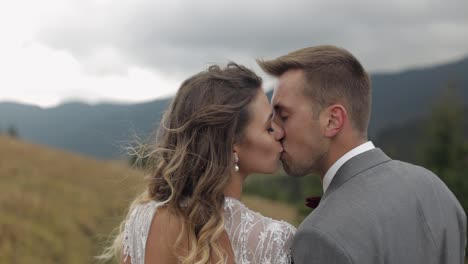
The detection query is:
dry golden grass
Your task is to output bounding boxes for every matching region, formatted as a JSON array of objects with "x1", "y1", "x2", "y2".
[
  {"x1": 0, "y1": 136, "x2": 298, "y2": 263},
  {"x1": 0, "y1": 136, "x2": 146, "y2": 263}
]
